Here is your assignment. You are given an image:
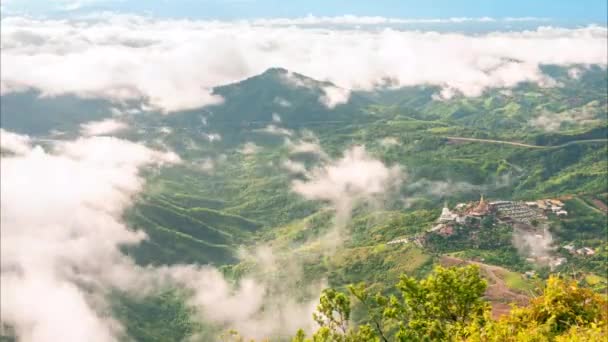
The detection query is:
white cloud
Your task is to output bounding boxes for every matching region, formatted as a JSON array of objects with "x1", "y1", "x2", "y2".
[
  {"x1": 530, "y1": 105, "x2": 602, "y2": 132},
  {"x1": 319, "y1": 85, "x2": 350, "y2": 108},
  {"x1": 286, "y1": 139, "x2": 327, "y2": 159},
  {"x1": 273, "y1": 97, "x2": 291, "y2": 108},
  {"x1": 282, "y1": 159, "x2": 307, "y2": 175},
  {"x1": 80, "y1": 118, "x2": 128, "y2": 136},
  {"x1": 0, "y1": 129, "x2": 32, "y2": 155},
  {"x1": 0, "y1": 131, "x2": 321, "y2": 341},
  {"x1": 292, "y1": 145, "x2": 401, "y2": 211},
  {"x1": 161, "y1": 261, "x2": 320, "y2": 340},
  {"x1": 0, "y1": 133, "x2": 179, "y2": 342},
  {"x1": 512, "y1": 225, "x2": 559, "y2": 268},
  {"x1": 291, "y1": 145, "x2": 402, "y2": 250},
  {"x1": 240, "y1": 141, "x2": 260, "y2": 155},
  {"x1": 1, "y1": 16, "x2": 605, "y2": 112},
  {"x1": 203, "y1": 132, "x2": 222, "y2": 142},
  {"x1": 568, "y1": 67, "x2": 583, "y2": 79},
  {"x1": 406, "y1": 179, "x2": 482, "y2": 198},
  {"x1": 278, "y1": 70, "x2": 317, "y2": 89},
  {"x1": 432, "y1": 87, "x2": 458, "y2": 101}
]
